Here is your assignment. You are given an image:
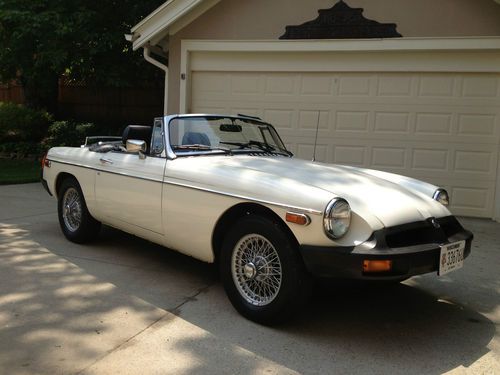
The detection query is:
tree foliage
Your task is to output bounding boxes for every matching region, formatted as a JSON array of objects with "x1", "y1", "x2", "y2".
[
  {"x1": 0, "y1": 0, "x2": 165, "y2": 111},
  {"x1": 0, "y1": 102, "x2": 52, "y2": 142}
]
